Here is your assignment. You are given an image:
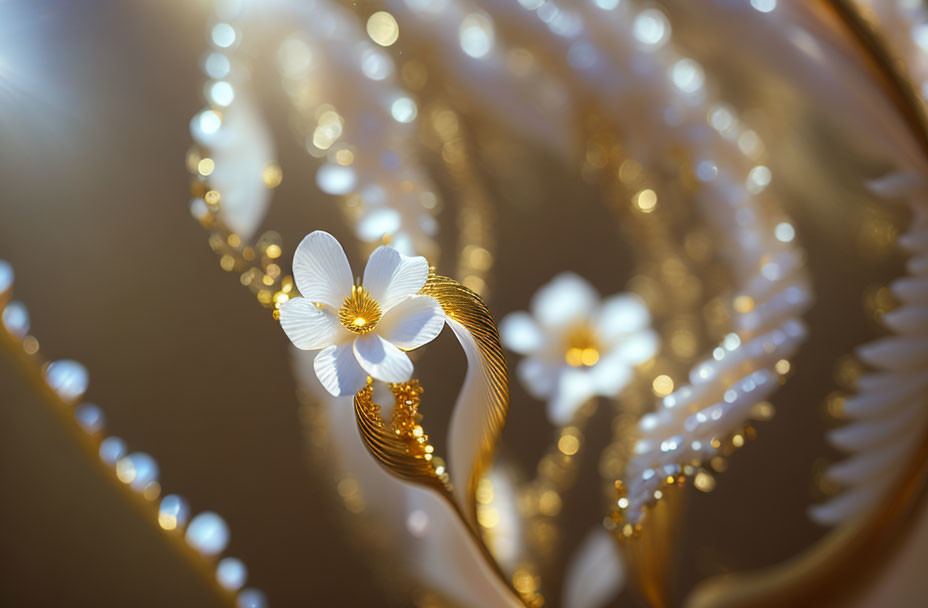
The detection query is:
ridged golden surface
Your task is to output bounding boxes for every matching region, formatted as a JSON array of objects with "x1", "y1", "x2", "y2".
[
  {"x1": 352, "y1": 273, "x2": 509, "y2": 517},
  {"x1": 353, "y1": 382, "x2": 450, "y2": 495},
  {"x1": 420, "y1": 273, "x2": 510, "y2": 517}
]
